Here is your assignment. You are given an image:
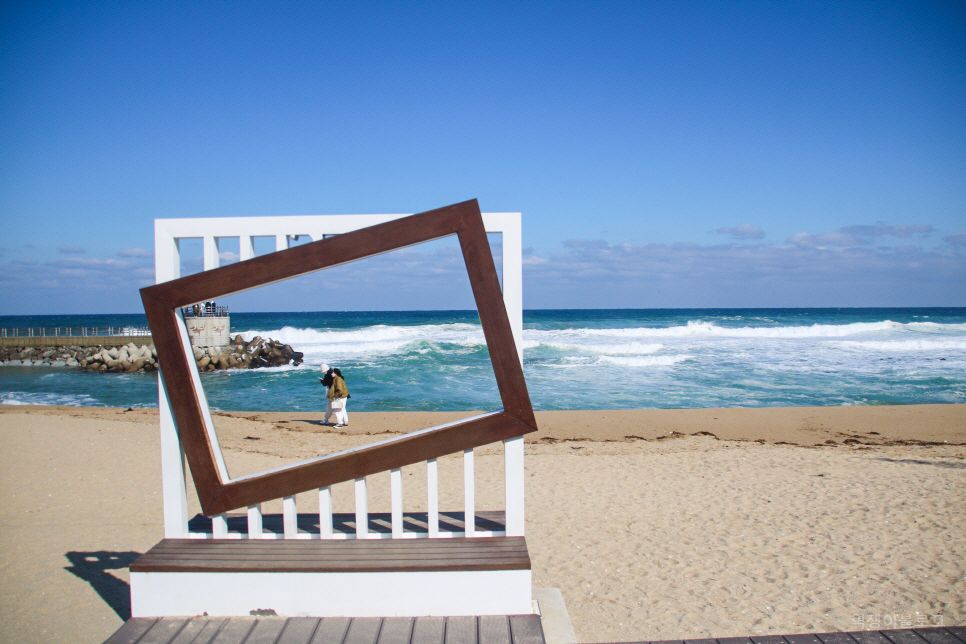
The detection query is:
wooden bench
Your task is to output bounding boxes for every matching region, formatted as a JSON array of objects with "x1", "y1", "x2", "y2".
[{"x1": 129, "y1": 537, "x2": 533, "y2": 617}]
